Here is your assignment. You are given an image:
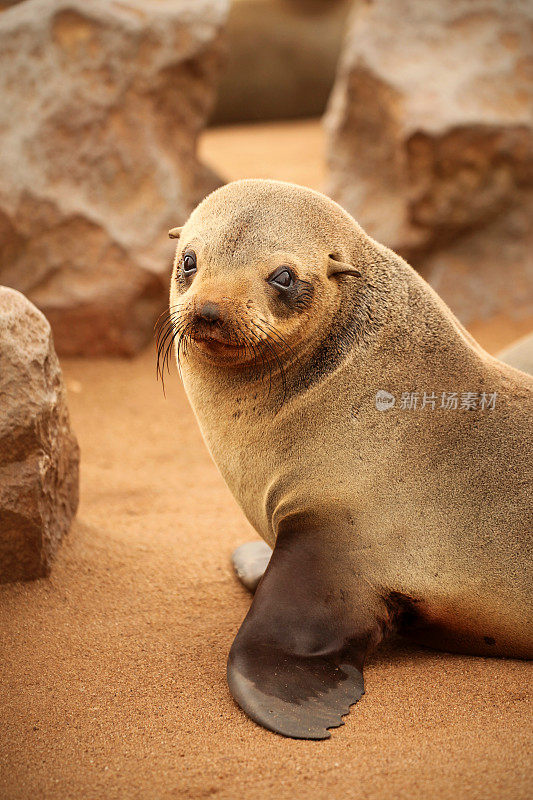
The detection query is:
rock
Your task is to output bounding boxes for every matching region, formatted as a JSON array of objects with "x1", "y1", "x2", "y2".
[
  {"x1": 497, "y1": 333, "x2": 533, "y2": 375},
  {"x1": 325, "y1": 0, "x2": 533, "y2": 330},
  {"x1": 0, "y1": 287, "x2": 80, "y2": 583},
  {"x1": 211, "y1": 0, "x2": 353, "y2": 123},
  {"x1": 0, "y1": 0, "x2": 228, "y2": 356},
  {"x1": 231, "y1": 541, "x2": 272, "y2": 592}
]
